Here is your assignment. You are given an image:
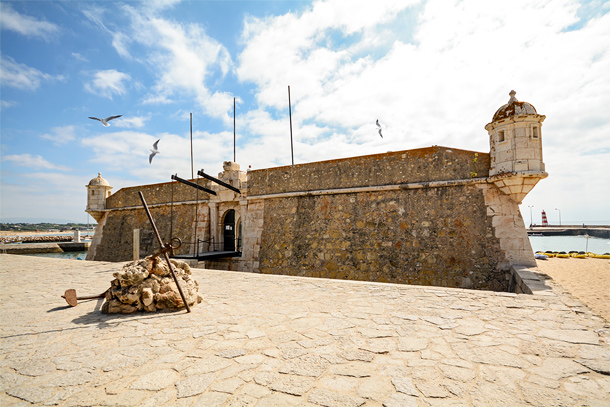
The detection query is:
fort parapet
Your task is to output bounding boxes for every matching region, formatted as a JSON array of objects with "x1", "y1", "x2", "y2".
[{"x1": 86, "y1": 91, "x2": 546, "y2": 292}]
